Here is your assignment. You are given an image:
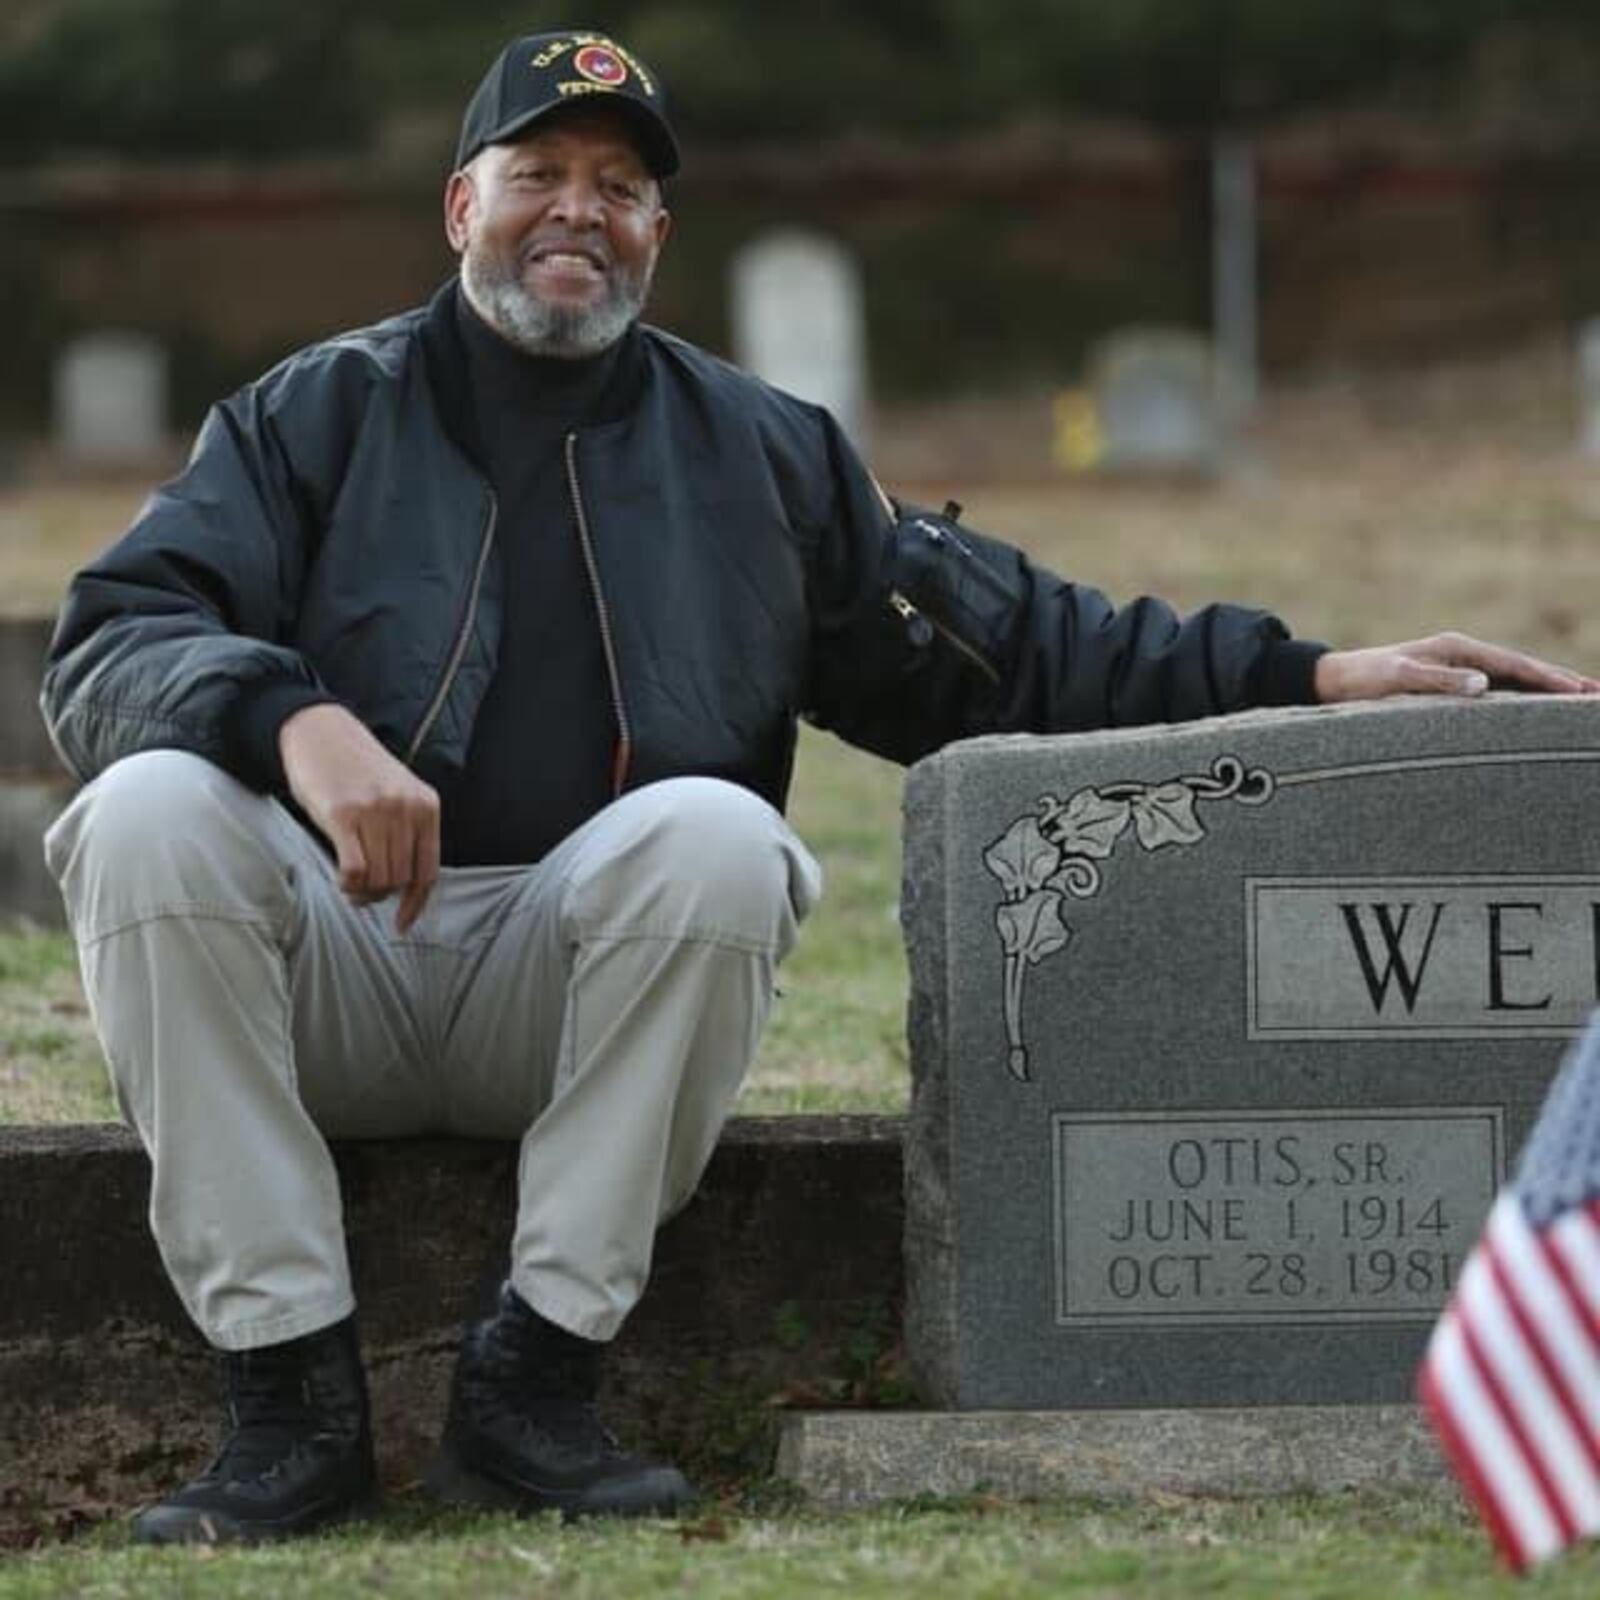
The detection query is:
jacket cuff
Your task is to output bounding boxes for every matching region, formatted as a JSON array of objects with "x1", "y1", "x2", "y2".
[
  {"x1": 1250, "y1": 638, "x2": 1328, "y2": 706},
  {"x1": 226, "y1": 681, "x2": 339, "y2": 793}
]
